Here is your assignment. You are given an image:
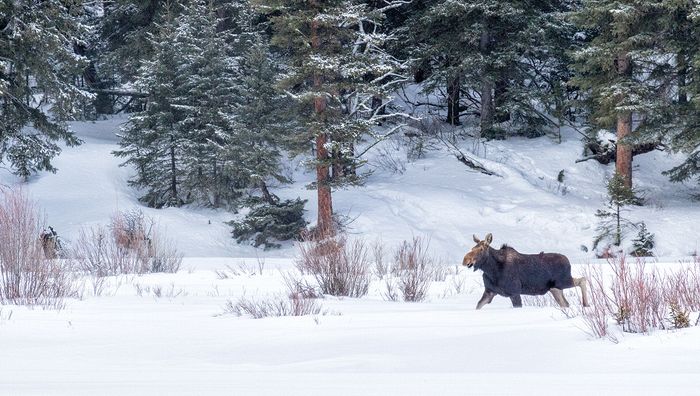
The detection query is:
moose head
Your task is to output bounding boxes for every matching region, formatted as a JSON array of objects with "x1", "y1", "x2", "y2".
[{"x1": 462, "y1": 233, "x2": 493, "y2": 268}]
